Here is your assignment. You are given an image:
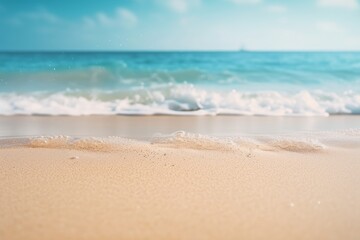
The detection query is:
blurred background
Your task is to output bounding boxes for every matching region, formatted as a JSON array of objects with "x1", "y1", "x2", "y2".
[
  {"x1": 0, "y1": 0, "x2": 360, "y2": 137},
  {"x1": 0, "y1": 0, "x2": 360, "y2": 51}
]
